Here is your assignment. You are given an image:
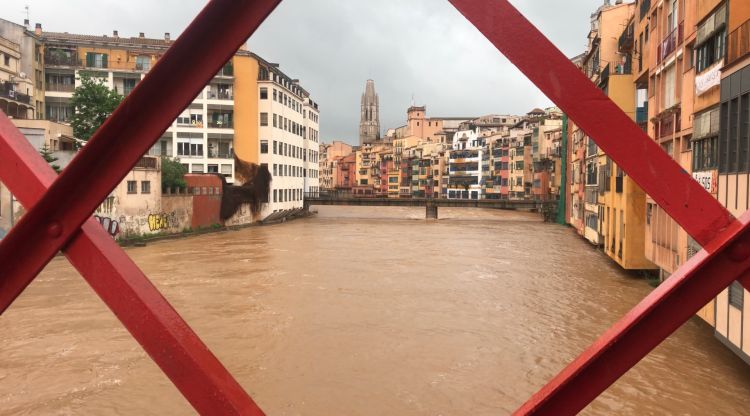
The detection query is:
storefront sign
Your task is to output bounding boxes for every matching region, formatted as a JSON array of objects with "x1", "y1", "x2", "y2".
[
  {"x1": 695, "y1": 60, "x2": 723, "y2": 96},
  {"x1": 692, "y1": 170, "x2": 717, "y2": 194}
]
